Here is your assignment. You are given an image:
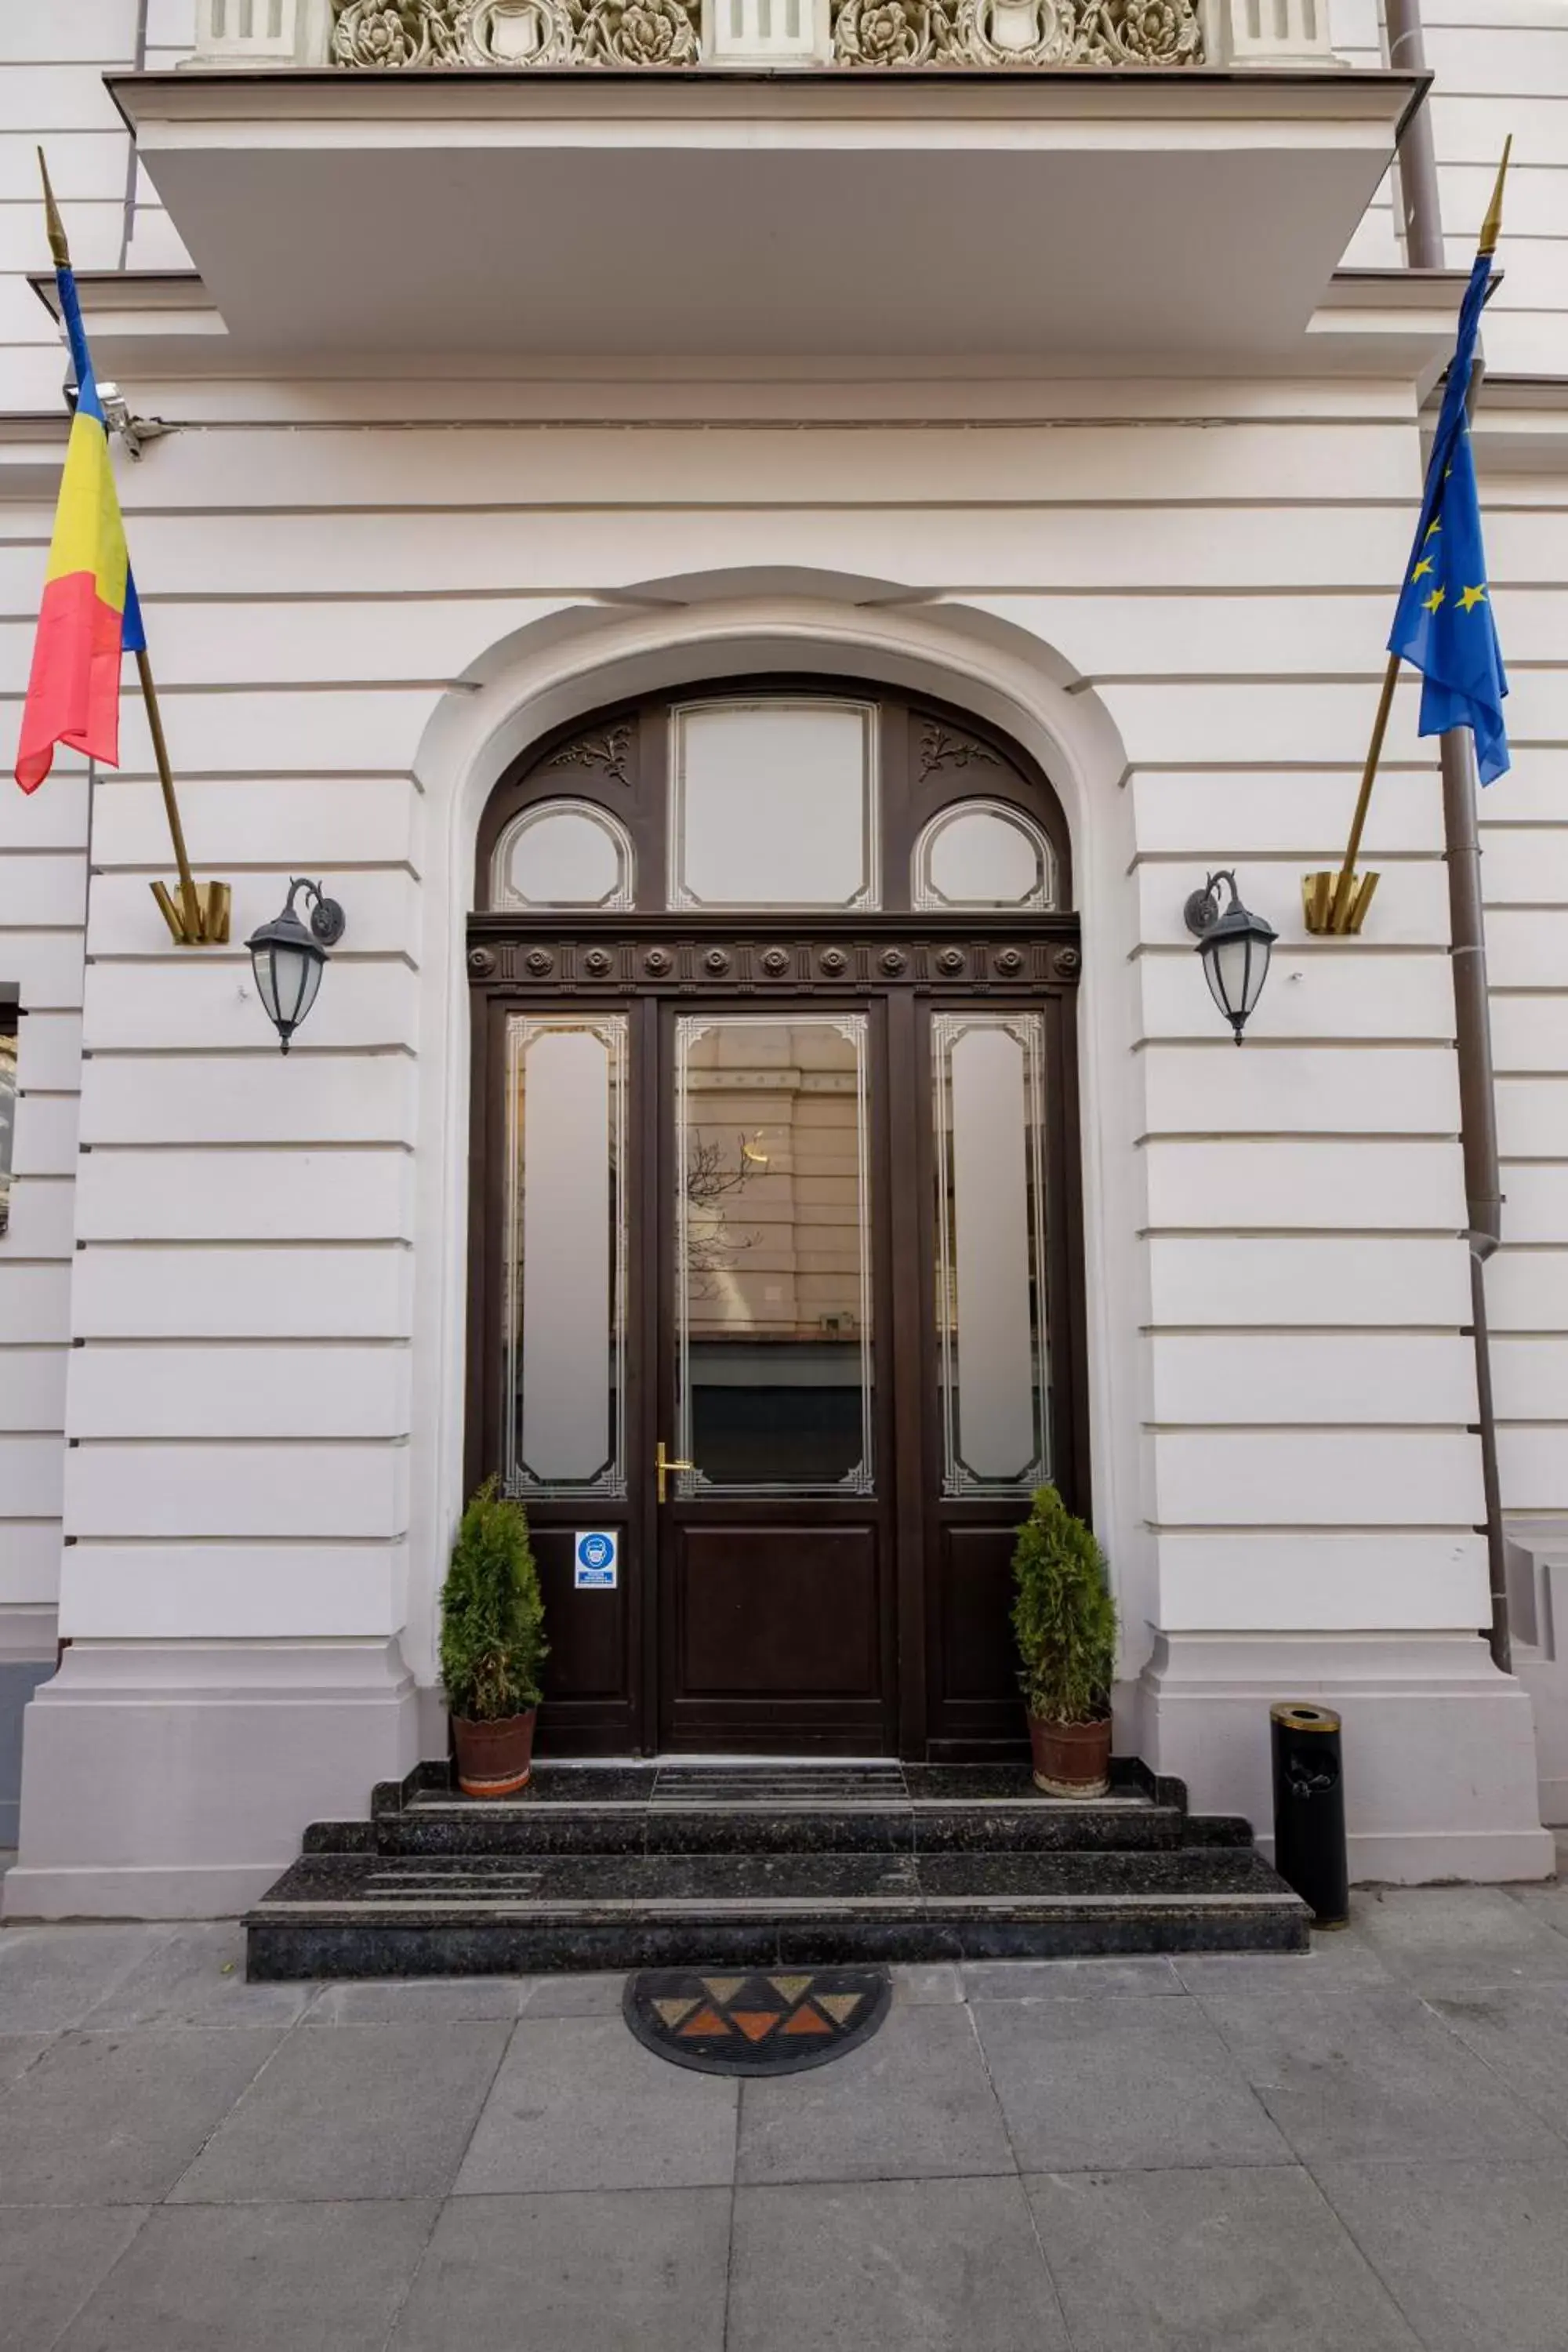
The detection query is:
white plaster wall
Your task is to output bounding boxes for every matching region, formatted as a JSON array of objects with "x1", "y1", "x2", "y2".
[
  {"x1": 1478, "y1": 454, "x2": 1568, "y2": 1811},
  {"x1": 1425, "y1": 0, "x2": 1568, "y2": 376},
  {"x1": 0, "y1": 0, "x2": 145, "y2": 1665},
  {"x1": 0, "y1": 3, "x2": 142, "y2": 410},
  {"x1": 0, "y1": 3, "x2": 1564, "y2": 1877},
  {"x1": 0, "y1": 379, "x2": 1504, "y2": 1686}
]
